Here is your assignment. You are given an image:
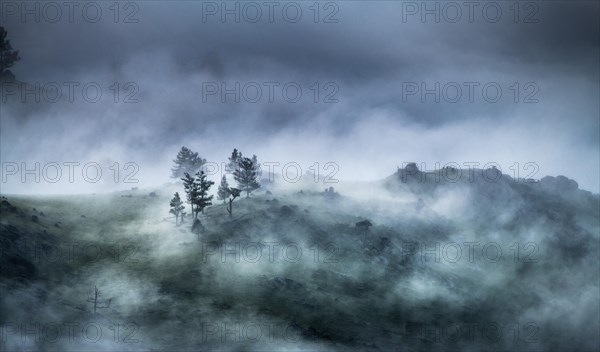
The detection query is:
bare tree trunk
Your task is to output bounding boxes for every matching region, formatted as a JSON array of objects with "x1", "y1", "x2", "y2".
[
  {"x1": 87, "y1": 286, "x2": 100, "y2": 313},
  {"x1": 93, "y1": 287, "x2": 98, "y2": 313}
]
